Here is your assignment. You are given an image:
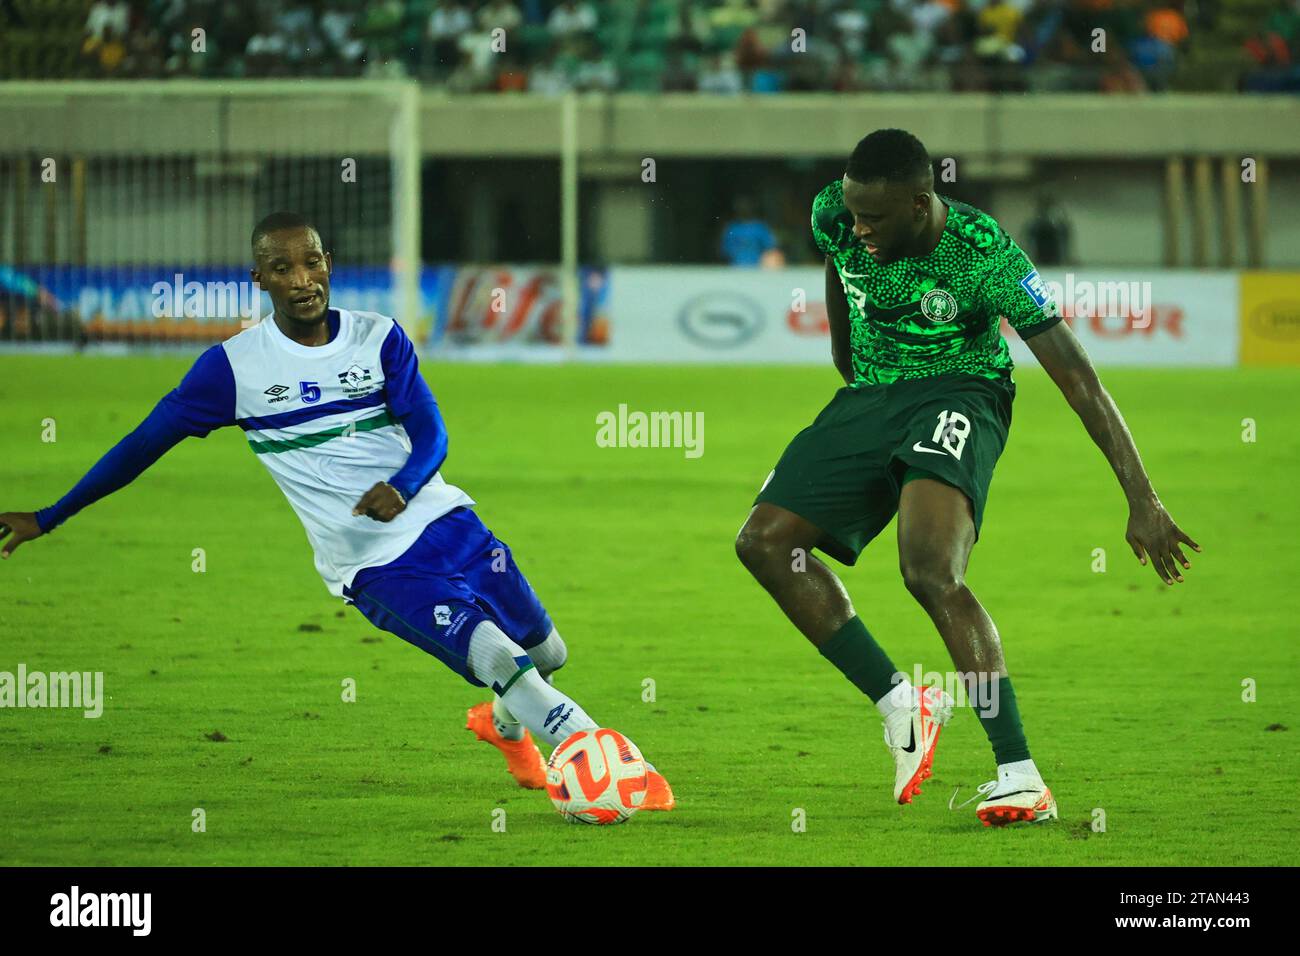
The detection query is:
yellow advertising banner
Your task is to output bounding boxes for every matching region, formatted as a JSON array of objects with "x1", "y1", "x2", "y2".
[{"x1": 1240, "y1": 273, "x2": 1300, "y2": 365}]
